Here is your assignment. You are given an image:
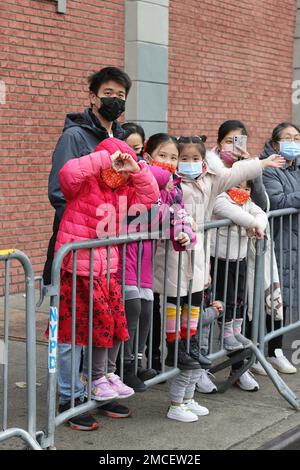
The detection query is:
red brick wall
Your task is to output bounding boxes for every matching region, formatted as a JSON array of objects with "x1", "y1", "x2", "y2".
[
  {"x1": 0, "y1": 0, "x2": 124, "y2": 292},
  {"x1": 0, "y1": 0, "x2": 297, "y2": 293},
  {"x1": 169, "y1": 0, "x2": 297, "y2": 156}
]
